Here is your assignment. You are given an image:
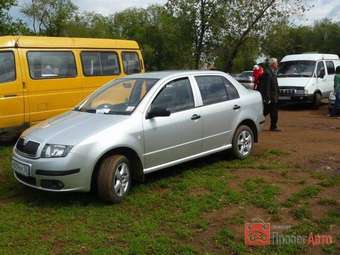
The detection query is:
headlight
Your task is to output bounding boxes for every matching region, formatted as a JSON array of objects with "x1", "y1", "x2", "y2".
[{"x1": 41, "y1": 144, "x2": 73, "y2": 158}]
